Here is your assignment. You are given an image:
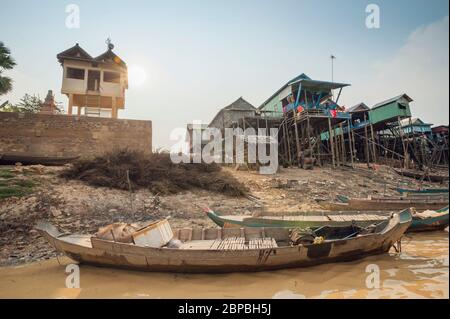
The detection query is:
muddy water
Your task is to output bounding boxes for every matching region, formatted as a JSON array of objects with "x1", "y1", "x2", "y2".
[{"x1": 0, "y1": 231, "x2": 448, "y2": 299}]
